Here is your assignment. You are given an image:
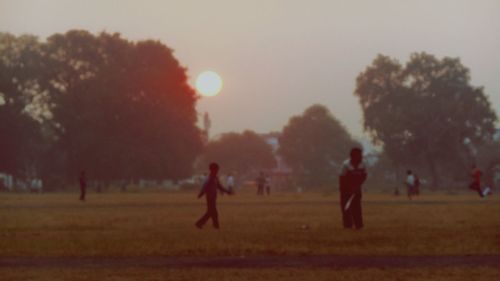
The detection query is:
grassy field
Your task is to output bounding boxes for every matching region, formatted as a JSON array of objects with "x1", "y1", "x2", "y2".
[
  {"x1": 0, "y1": 191, "x2": 499, "y2": 258},
  {"x1": 1, "y1": 190, "x2": 499, "y2": 280},
  {"x1": 2, "y1": 267, "x2": 500, "y2": 281}
]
